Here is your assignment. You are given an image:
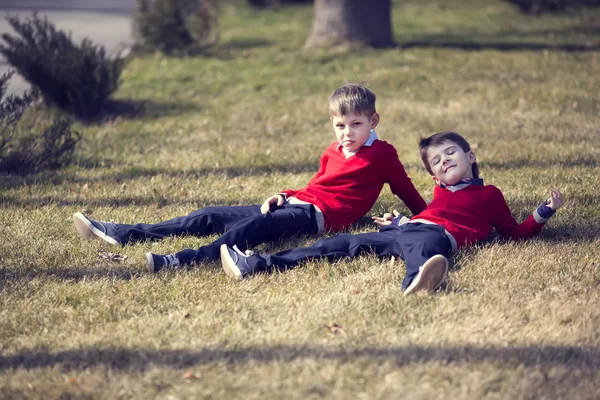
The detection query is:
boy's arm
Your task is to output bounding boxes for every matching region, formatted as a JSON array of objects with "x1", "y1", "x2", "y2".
[
  {"x1": 382, "y1": 147, "x2": 427, "y2": 216},
  {"x1": 372, "y1": 210, "x2": 410, "y2": 226},
  {"x1": 492, "y1": 188, "x2": 563, "y2": 241}
]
